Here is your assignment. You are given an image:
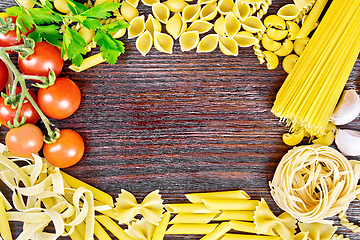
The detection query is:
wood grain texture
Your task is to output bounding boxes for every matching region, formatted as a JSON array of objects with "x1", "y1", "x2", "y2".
[{"x1": 1, "y1": 0, "x2": 360, "y2": 239}]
